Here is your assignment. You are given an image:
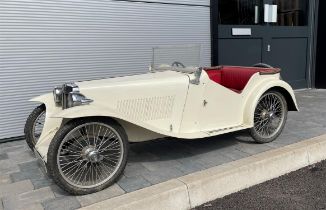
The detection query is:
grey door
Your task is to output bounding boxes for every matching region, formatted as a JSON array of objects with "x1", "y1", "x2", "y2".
[{"x1": 214, "y1": 0, "x2": 311, "y2": 88}]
